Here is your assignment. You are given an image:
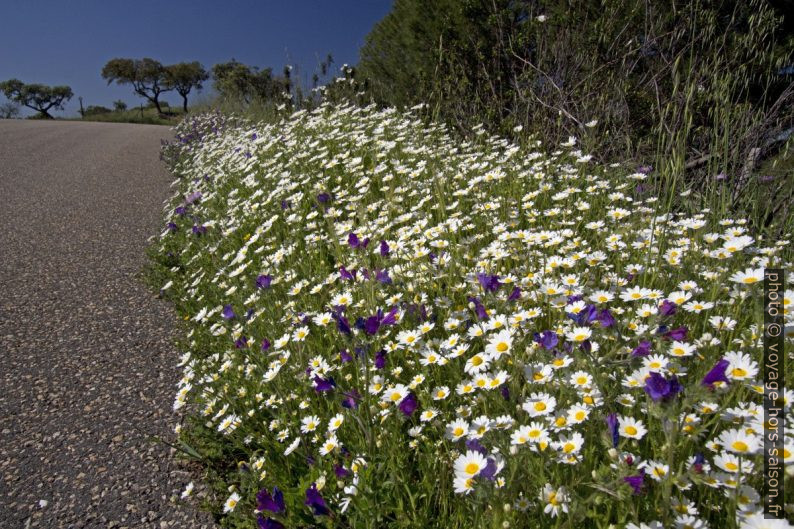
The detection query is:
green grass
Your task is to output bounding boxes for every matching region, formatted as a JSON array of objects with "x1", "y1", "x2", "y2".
[{"x1": 76, "y1": 106, "x2": 185, "y2": 125}]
